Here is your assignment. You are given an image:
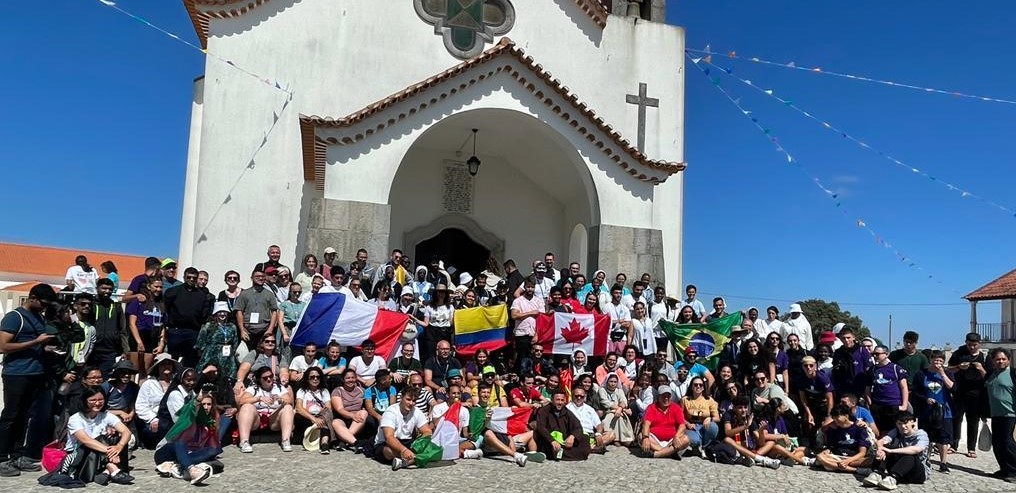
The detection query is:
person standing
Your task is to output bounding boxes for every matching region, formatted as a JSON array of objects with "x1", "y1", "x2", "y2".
[
  {"x1": 985, "y1": 348, "x2": 1016, "y2": 483},
  {"x1": 89, "y1": 279, "x2": 126, "y2": 377},
  {"x1": 0, "y1": 284, "x2": 56, "y2": 476},
  {"x1": 947, "y1": 332, "x2": 987, "y2": 457},
  {"x1": 163, "y1": 267, "x2": 212, "y2": 368},
  {"x1": 233, "y1": 268, "x2": 279, "y2": 346},
  {"x1": 65, "y1": 255, "x2": 99, "y2": 295}
]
